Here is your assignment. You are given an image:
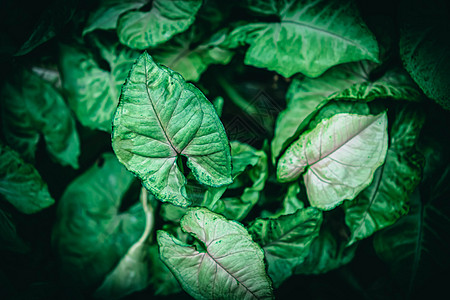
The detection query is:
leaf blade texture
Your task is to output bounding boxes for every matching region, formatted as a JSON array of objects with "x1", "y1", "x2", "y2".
[
  {"x1": 226, "y1": 0, "x2": 379, "y2": 77},
  {"x1": 157, "y1": 207, "x2": 274, "y2": 300},
  {"x1": 277, "y1": 112, "x2": 388, "y2": 210},
  {"x1": 117, "y1": 0, "x2": 202, "y2": 50},
  {"x1": 112, "y1": 52, "x2": 232, "y2": 207}
]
